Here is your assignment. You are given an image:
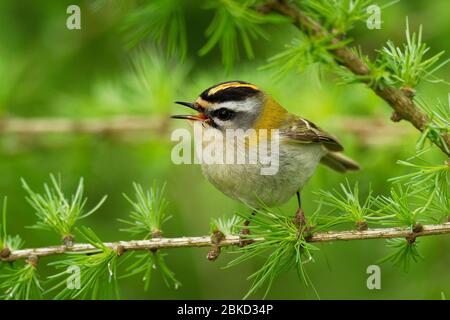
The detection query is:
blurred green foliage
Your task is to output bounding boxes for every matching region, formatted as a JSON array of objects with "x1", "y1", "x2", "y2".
[{"x1": 0, "y1": 0, "x2": 449, "y2": 299}]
